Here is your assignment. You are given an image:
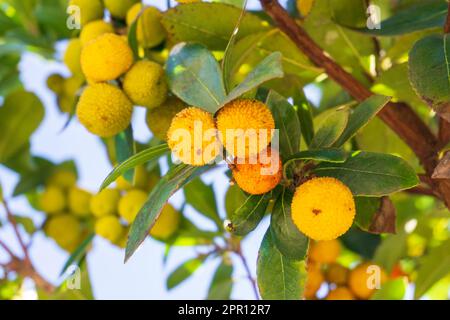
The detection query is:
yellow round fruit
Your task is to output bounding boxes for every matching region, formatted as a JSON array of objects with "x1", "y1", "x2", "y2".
[
  {"x1": 64, "y1": 38, "x2": 82, "y2": 74},
  {"x1": 232, "y1": 148, "x2": 282, "y2": 195},
  {"x1": 167, "y1": 107, "x2": 220, "y2": 166},
  {"x1": 68, "y1": 187, "x2": 92, "y2": 217},
  {"x1": 116, "y1": 176, "x2": 133, "y2": 190},
  {"x1": 304, "y1": 264, "x2": 324, "y2": 299},
  {"x1": 326, "y1": 287, "x2": 355, "y2": 300},
  {"x1": 291, "y1": 177, "x2": 355, "y2": 241},
  {"x1": 95, "y1": 215, "x2": 124, "y2": 243},
  {"x1": 46, "y1": 169, "x2": 77, "y2": 190},
  {"x1": 309, "y1": 239, "x2": 341, "y2": 264},
  {"x1": 296, "y1": 0, "x2": 314, "y2": 17},
  {"x1": 104, "y1": 0, "x2": 140, "y2": 19},
  {"x1": 123, "y1": 60, "x2": 168, "y2": 109},
  {"x1": 90, "y1": 188, "x2": 121, "y2": 217},
  {"x1": 146, "y1": 96, "x2": 187, "y2": 141},
  {"x1": 68, "y1": 0, "x2": 104, "y2": 26},
  {"x1": 76, "y1": 83, "x2": 133, "y2": 137},
  {"x1": 80, "y1": 20, "x2": 114, "y2": 46},
  {"x1": 348, "y1": 262, "x2": 388, "y2": 299},
  {"x1": 126, "y1": 4, "x2": 166, "y2": 48},
  {"x1": 46, "y1": 74, "x2": 65, "y2": 94},
  {"x1": 325, "y1": 263, "x2": 349, "y2": 286},
  {"x1": 45, "y1": 214, "x2": 82, "y2": 252},
  {"x1": 80, "y1": 33, "x2": 133, "y2": 83},
  {"x1": 39, "y1": 186, "x2": 67, "y2": 214},
  {"x1": 150, "y1": 204, "x2": 181, "y2": 240},
  {"x1": 216, "y1": 99, "x2": 275, "y2": 159},
  {"x1": 118, "y1": 189, "x2": 148, "y2": 224}
]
